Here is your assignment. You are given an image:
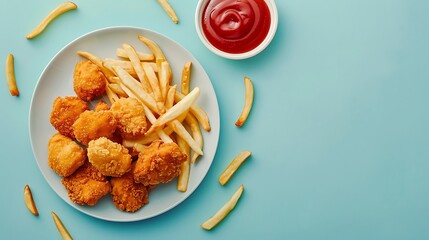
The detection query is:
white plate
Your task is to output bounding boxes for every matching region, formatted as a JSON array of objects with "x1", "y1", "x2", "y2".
[{"x1": 29, "y1": 26, "x2": 220, "y2": 222}]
